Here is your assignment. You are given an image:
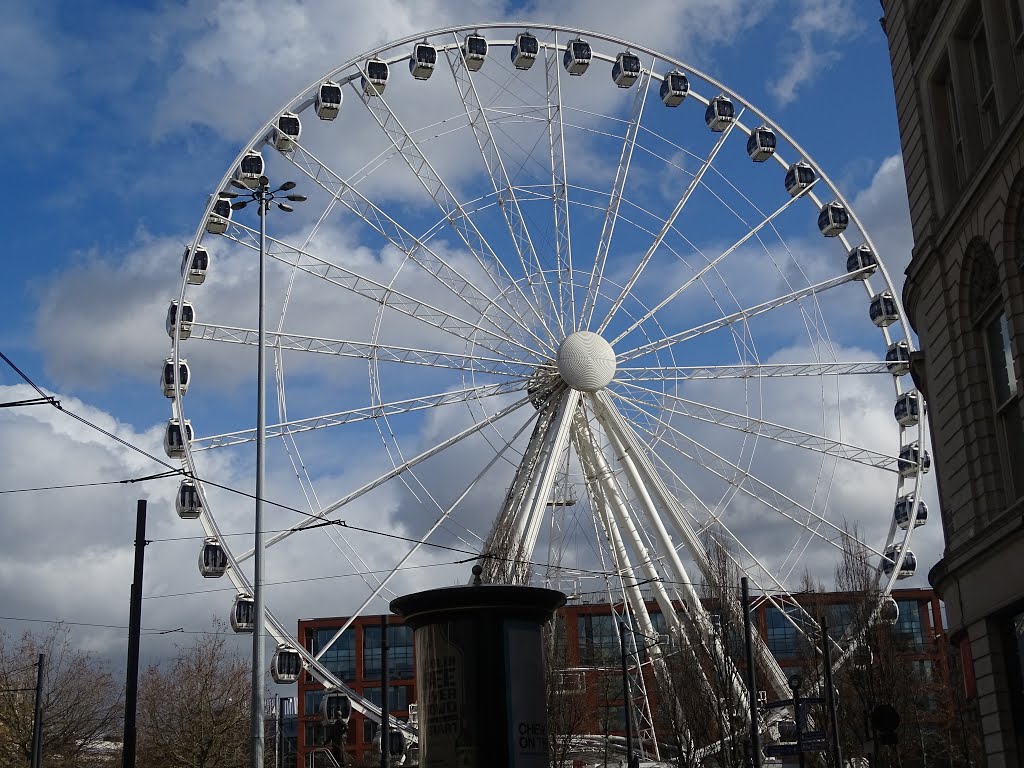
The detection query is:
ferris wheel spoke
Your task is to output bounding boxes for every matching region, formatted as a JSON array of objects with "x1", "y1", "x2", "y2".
[
  {"x1": 191, "y1": 379, "x2": 529, "y2": 453},
  {"x1": 614, "y1": 361, "x2": 893, "y2": 381},
  {"x1": 593, "y1": 109, "x2": 743, "y2": 335},
  {"x1": 232, "y1": 393, "x2": 536, "y2": 562},
  {"x1": 310, "y1": 403, "x2": 542, "y2": 661},
  {"x1": 218, "y1": 222, "x2": 539, "y2": 362},
  {"x1": 613, "y1": 390, "x2": 888, "y2": 560},
  {"x1": 544, "y1": 34, "x2": 576, "y2": 332},
  {"x1": 618, "y1": 270, "x2": 866, "y2": 364},
  {"x1": 187, "y1": 321, "x2": 536, "y2": 379},
  {"x1": 580, "y1": 58, "x2": 653, "y2": 332},
  {"x1": 616, "y1": 379, "x2": 901, "y2": 471},
  {"x1": 349, "y1": 80, "x2": 558, "y2": 349},
  {"x1": 281, "y1": 140, "x2": 552, "y2": 354},
  {"x1": 609, "y1": 181, "x2": 817, "y2": 347},
  {"x1": 445, "y1": 36, "x2": 562, "y2": 337}
]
